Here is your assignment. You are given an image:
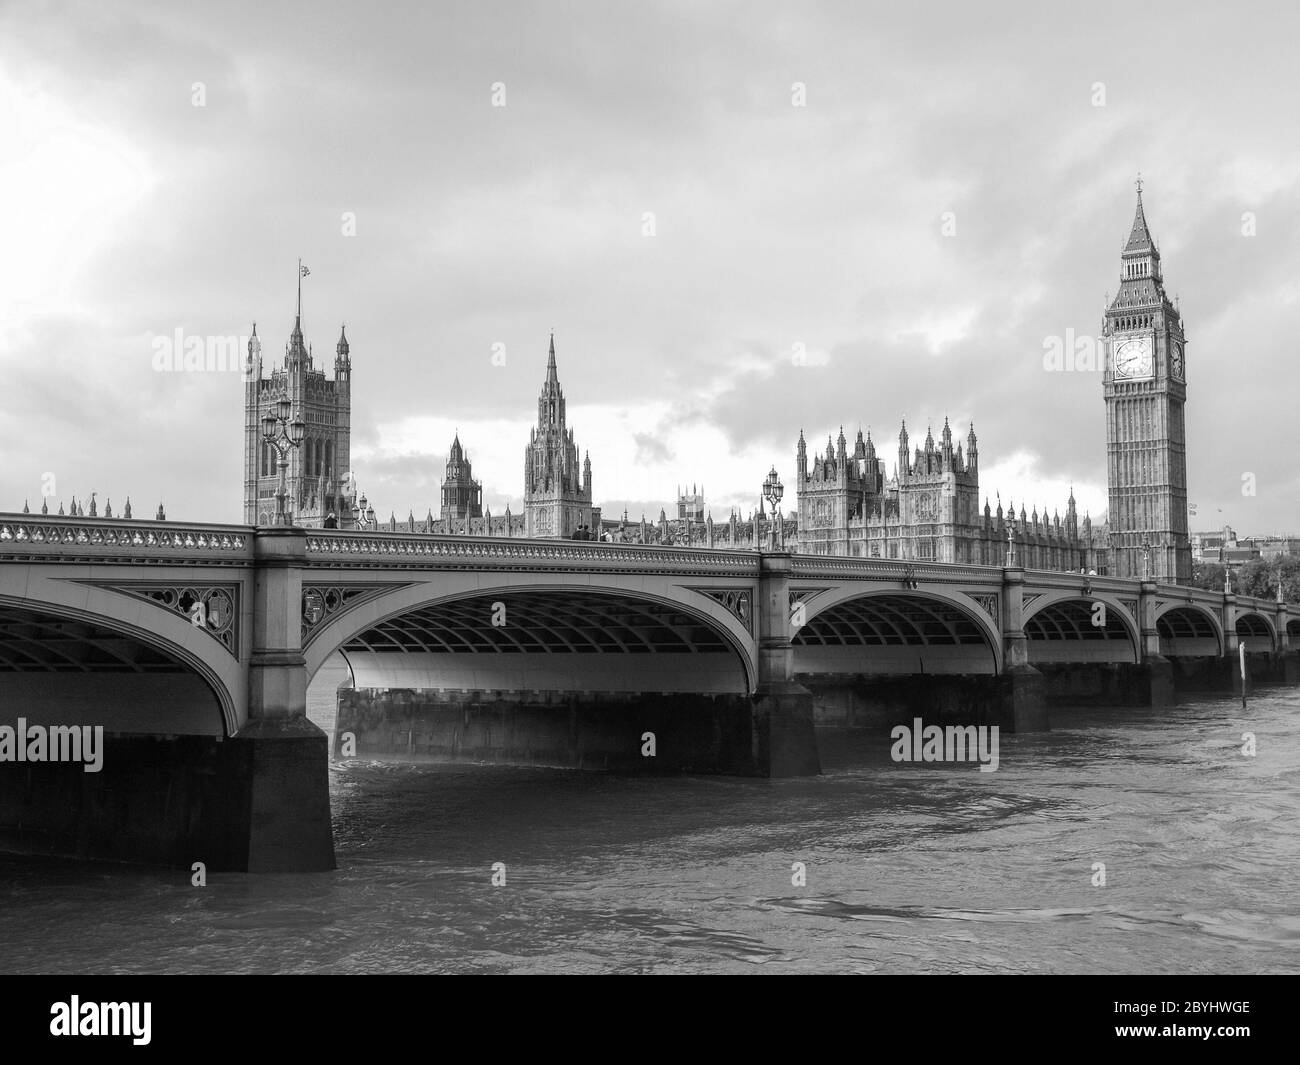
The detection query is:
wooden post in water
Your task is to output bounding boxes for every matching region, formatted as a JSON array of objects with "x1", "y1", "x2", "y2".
[{"x1": 1240, "y1": 642, "x2": 1248, "y2": 709}]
